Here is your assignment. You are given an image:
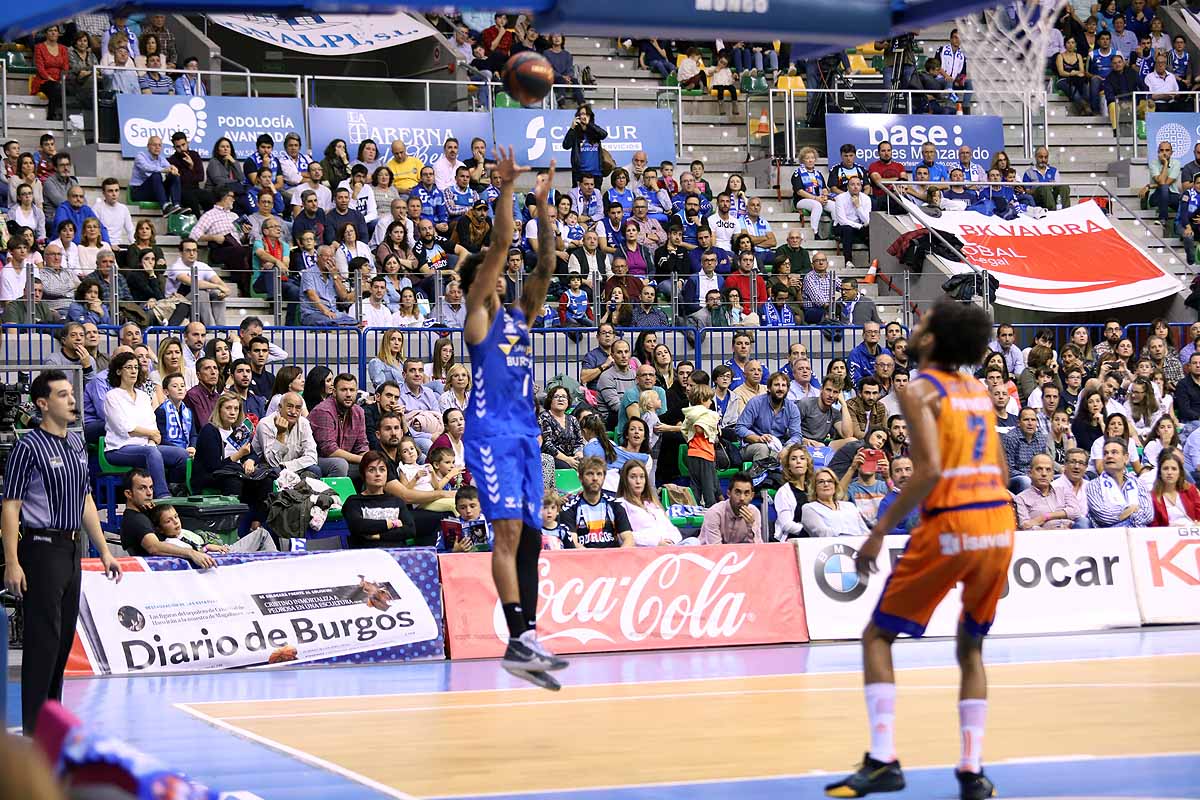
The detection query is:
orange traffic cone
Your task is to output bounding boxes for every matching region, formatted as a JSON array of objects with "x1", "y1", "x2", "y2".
[
  {"x1": 754, "y1": 108, "x2": 770, "y2": 137},
  {"x1": 863, "y1": 258, "x2": 879, "y2": 284}
]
